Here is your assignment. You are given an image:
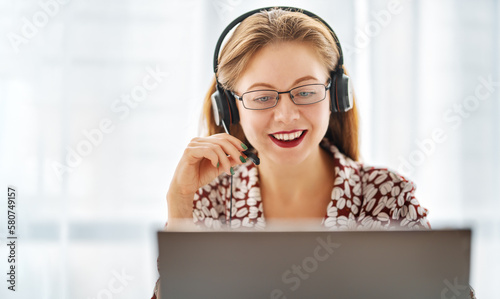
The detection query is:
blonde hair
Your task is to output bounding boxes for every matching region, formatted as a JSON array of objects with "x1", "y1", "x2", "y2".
[{"x1": 202, "y1": 8, "x2": 359, "y2": 160}]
